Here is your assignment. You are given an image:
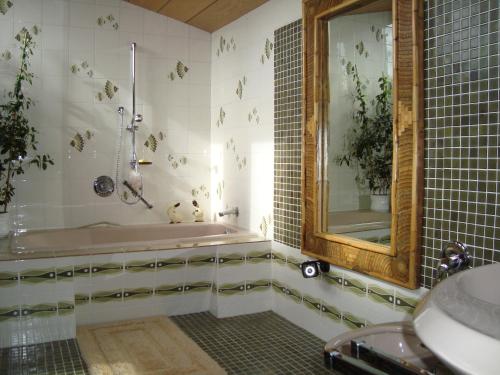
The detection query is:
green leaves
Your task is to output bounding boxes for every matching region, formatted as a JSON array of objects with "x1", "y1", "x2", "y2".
[
  {"x1": 335, "y1": 65, "x2": 393, "y2": 194},
  {"x1": 0, "y1": 27, "x2": 54, "y2": 213}
]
